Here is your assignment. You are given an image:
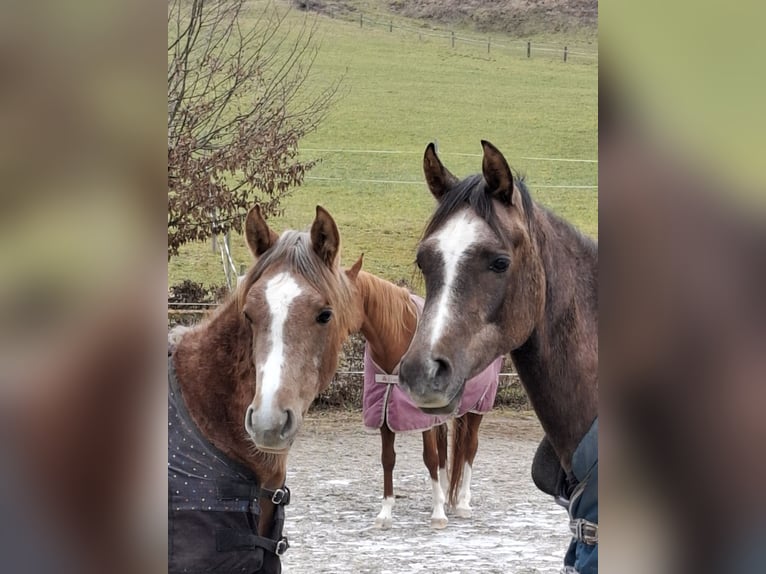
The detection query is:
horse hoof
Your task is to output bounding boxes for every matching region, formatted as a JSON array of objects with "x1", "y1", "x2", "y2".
[
  {"x1": 374, "y1": 517, "x2": 392, "y2": 529},
  {"x1": 430, "y1": 517, "x2": 448, "y2": 529},
  {"x1": 454, "y1": 506, "x2": 472, "y2": 518}
]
